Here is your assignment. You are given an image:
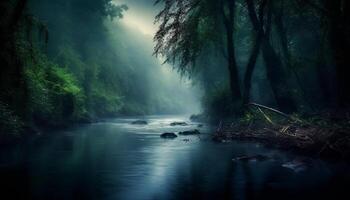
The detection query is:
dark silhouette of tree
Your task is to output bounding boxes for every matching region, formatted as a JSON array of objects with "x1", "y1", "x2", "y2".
[
  {"x1": 299, "y1": 0, "x2": 350, "y2": 109},
  {"x1": 242, "y1": 0, "x2": 266, "y2": 104},
  {"x1": 246, "y1": 0, "x2": 297, "y2": 113},
  {"x1": 154, "y1": 0, "x2": 299, "y2": 113},
  {"x1": 153, "y1": 0, "x2": 242, "y2": 107}
]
